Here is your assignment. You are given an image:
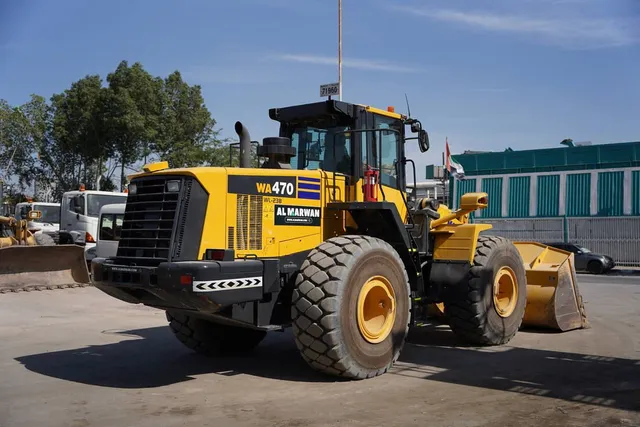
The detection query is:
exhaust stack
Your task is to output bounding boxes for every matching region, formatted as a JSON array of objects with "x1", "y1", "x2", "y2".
[{"x1": 234, "y1": 121, "x2": 252, "y2": 168}]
